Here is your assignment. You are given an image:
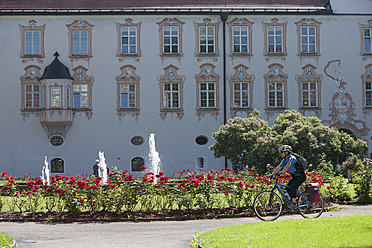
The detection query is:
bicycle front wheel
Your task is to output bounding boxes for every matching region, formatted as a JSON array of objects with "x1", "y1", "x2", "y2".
[
  {"x1": 253, "y1": 191, "x2": 283, "y2": 221},
  {"x1": 298, "y1": 193, "x2": 324, "y2": 218}
]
